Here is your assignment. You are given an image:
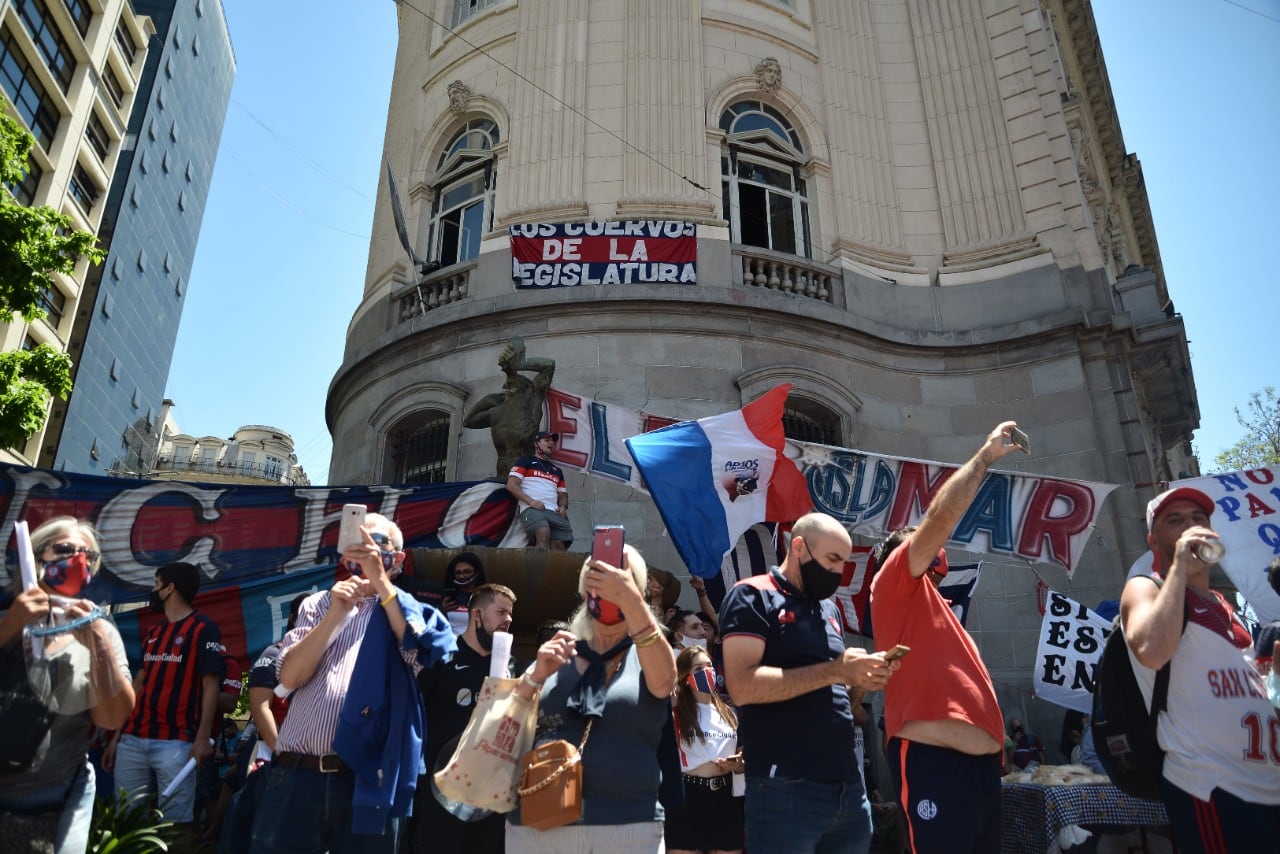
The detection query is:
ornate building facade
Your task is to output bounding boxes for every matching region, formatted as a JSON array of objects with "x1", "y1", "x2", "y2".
[{"x1": 329, "y1": 0, "x2": 1198, "y2": 710}]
